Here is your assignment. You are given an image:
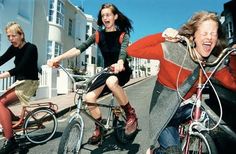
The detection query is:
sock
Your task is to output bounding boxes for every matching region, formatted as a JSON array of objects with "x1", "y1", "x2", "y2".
[{"x1": 121, "y1": 102, "x2": 133, "y2": 115}]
